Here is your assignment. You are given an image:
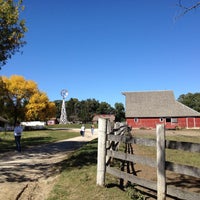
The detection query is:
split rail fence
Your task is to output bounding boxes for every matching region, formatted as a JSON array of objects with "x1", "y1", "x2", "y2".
[{"x1": 96, "y1": 118, "x2": 200, "y2": 200}]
